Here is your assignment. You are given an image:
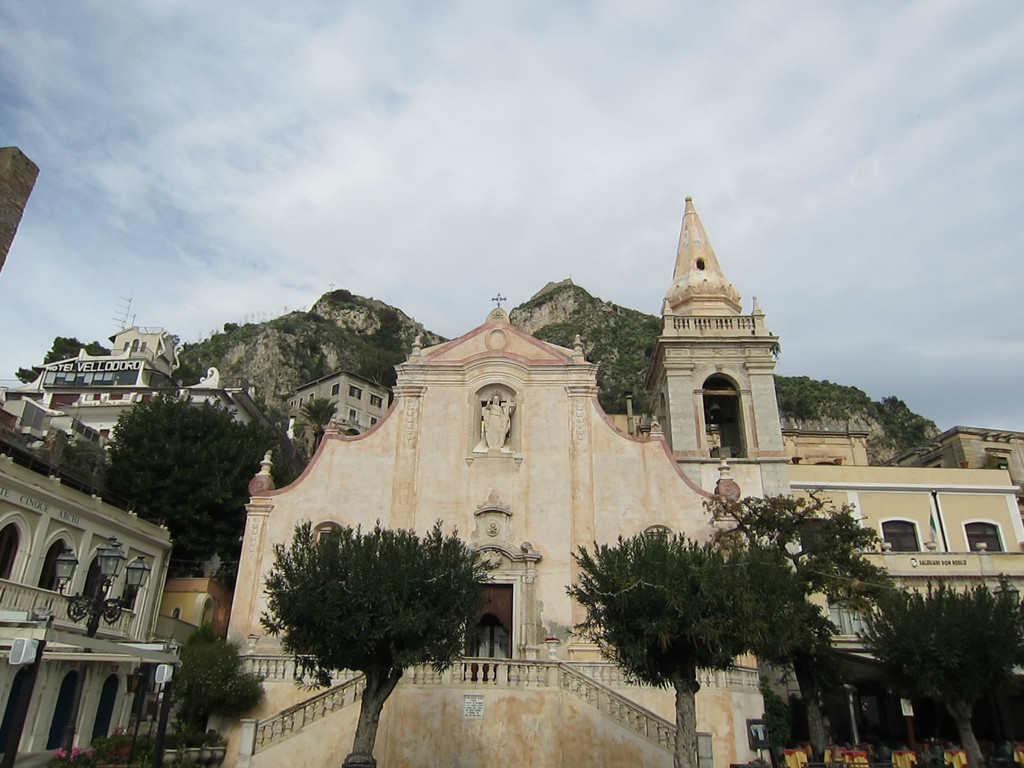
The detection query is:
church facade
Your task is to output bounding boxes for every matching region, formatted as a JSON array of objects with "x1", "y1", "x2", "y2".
[{"x1": 228, "y1": 199, "x2": 773, "y2": 767}]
